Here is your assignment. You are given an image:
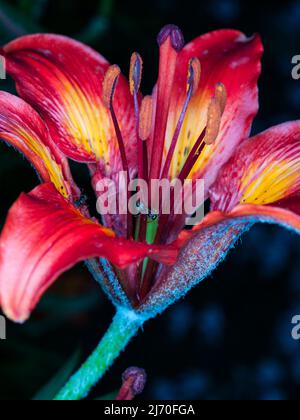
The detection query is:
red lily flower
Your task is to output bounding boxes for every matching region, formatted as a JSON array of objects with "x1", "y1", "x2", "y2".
[{"x1": 1, "y1": 25, "x2": 300, "y2": 327}]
